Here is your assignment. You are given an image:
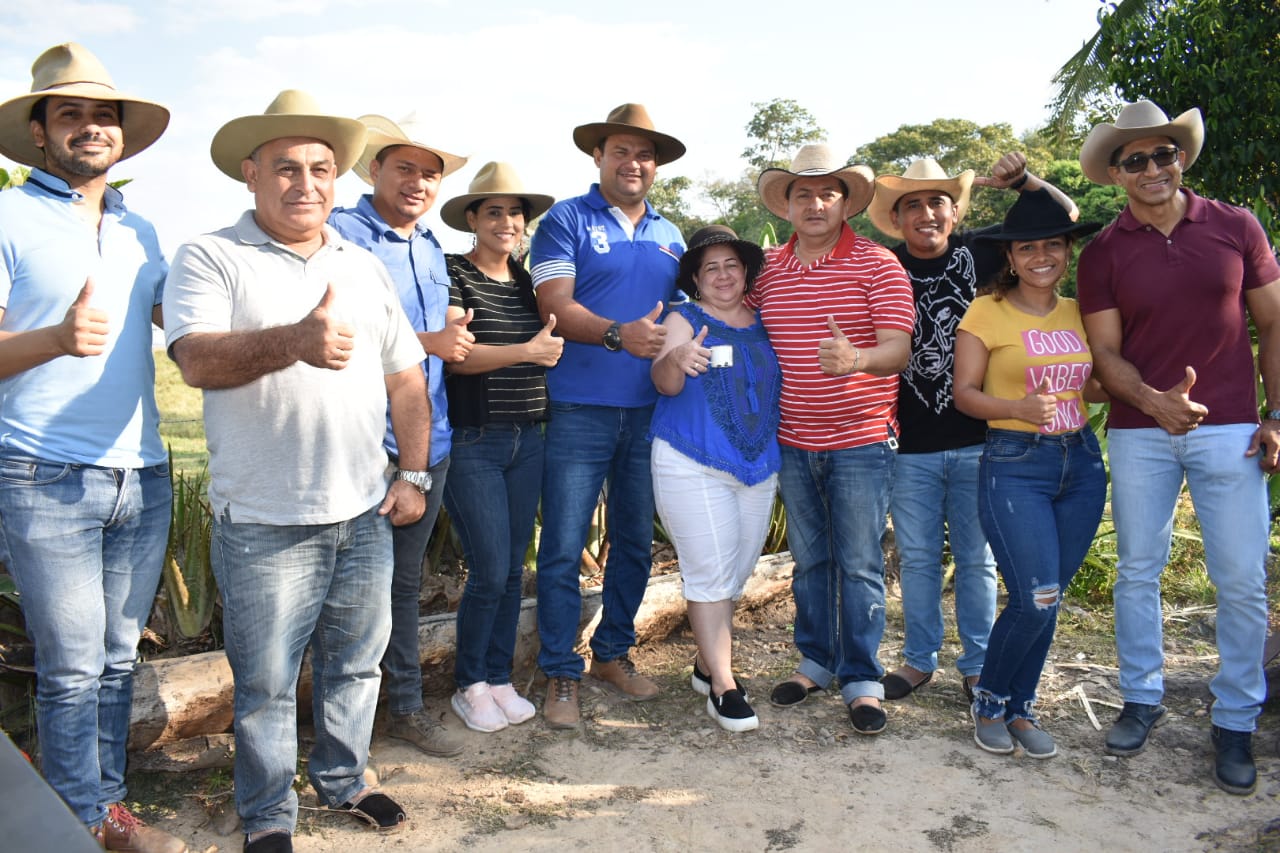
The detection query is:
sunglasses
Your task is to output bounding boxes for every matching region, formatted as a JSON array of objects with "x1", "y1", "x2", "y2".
[{"x1": 1116, "y1": 146, "x2": 1180, "y2": 174}]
